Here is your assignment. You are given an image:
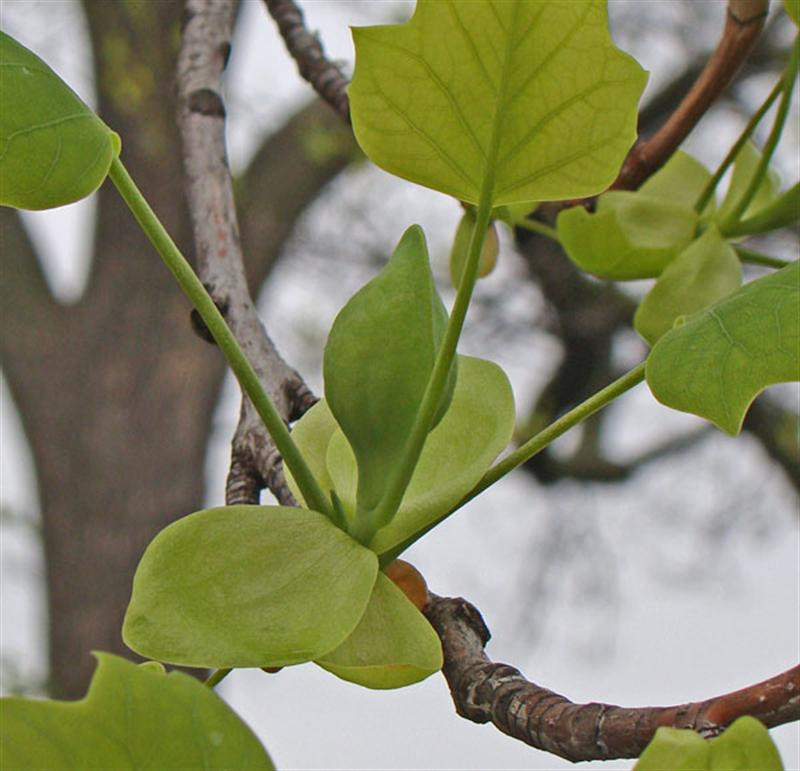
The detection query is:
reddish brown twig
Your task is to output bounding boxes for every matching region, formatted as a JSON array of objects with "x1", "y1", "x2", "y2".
[
  {"x1": 263, "y1": 0, "x2": 351, "y2": 123},
  {"x1": 612, "y1": 0, "x2": 768, "y2": 193},
  {"x1": 424, "y1": 594, "x2": 800, "y2": 762}
]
